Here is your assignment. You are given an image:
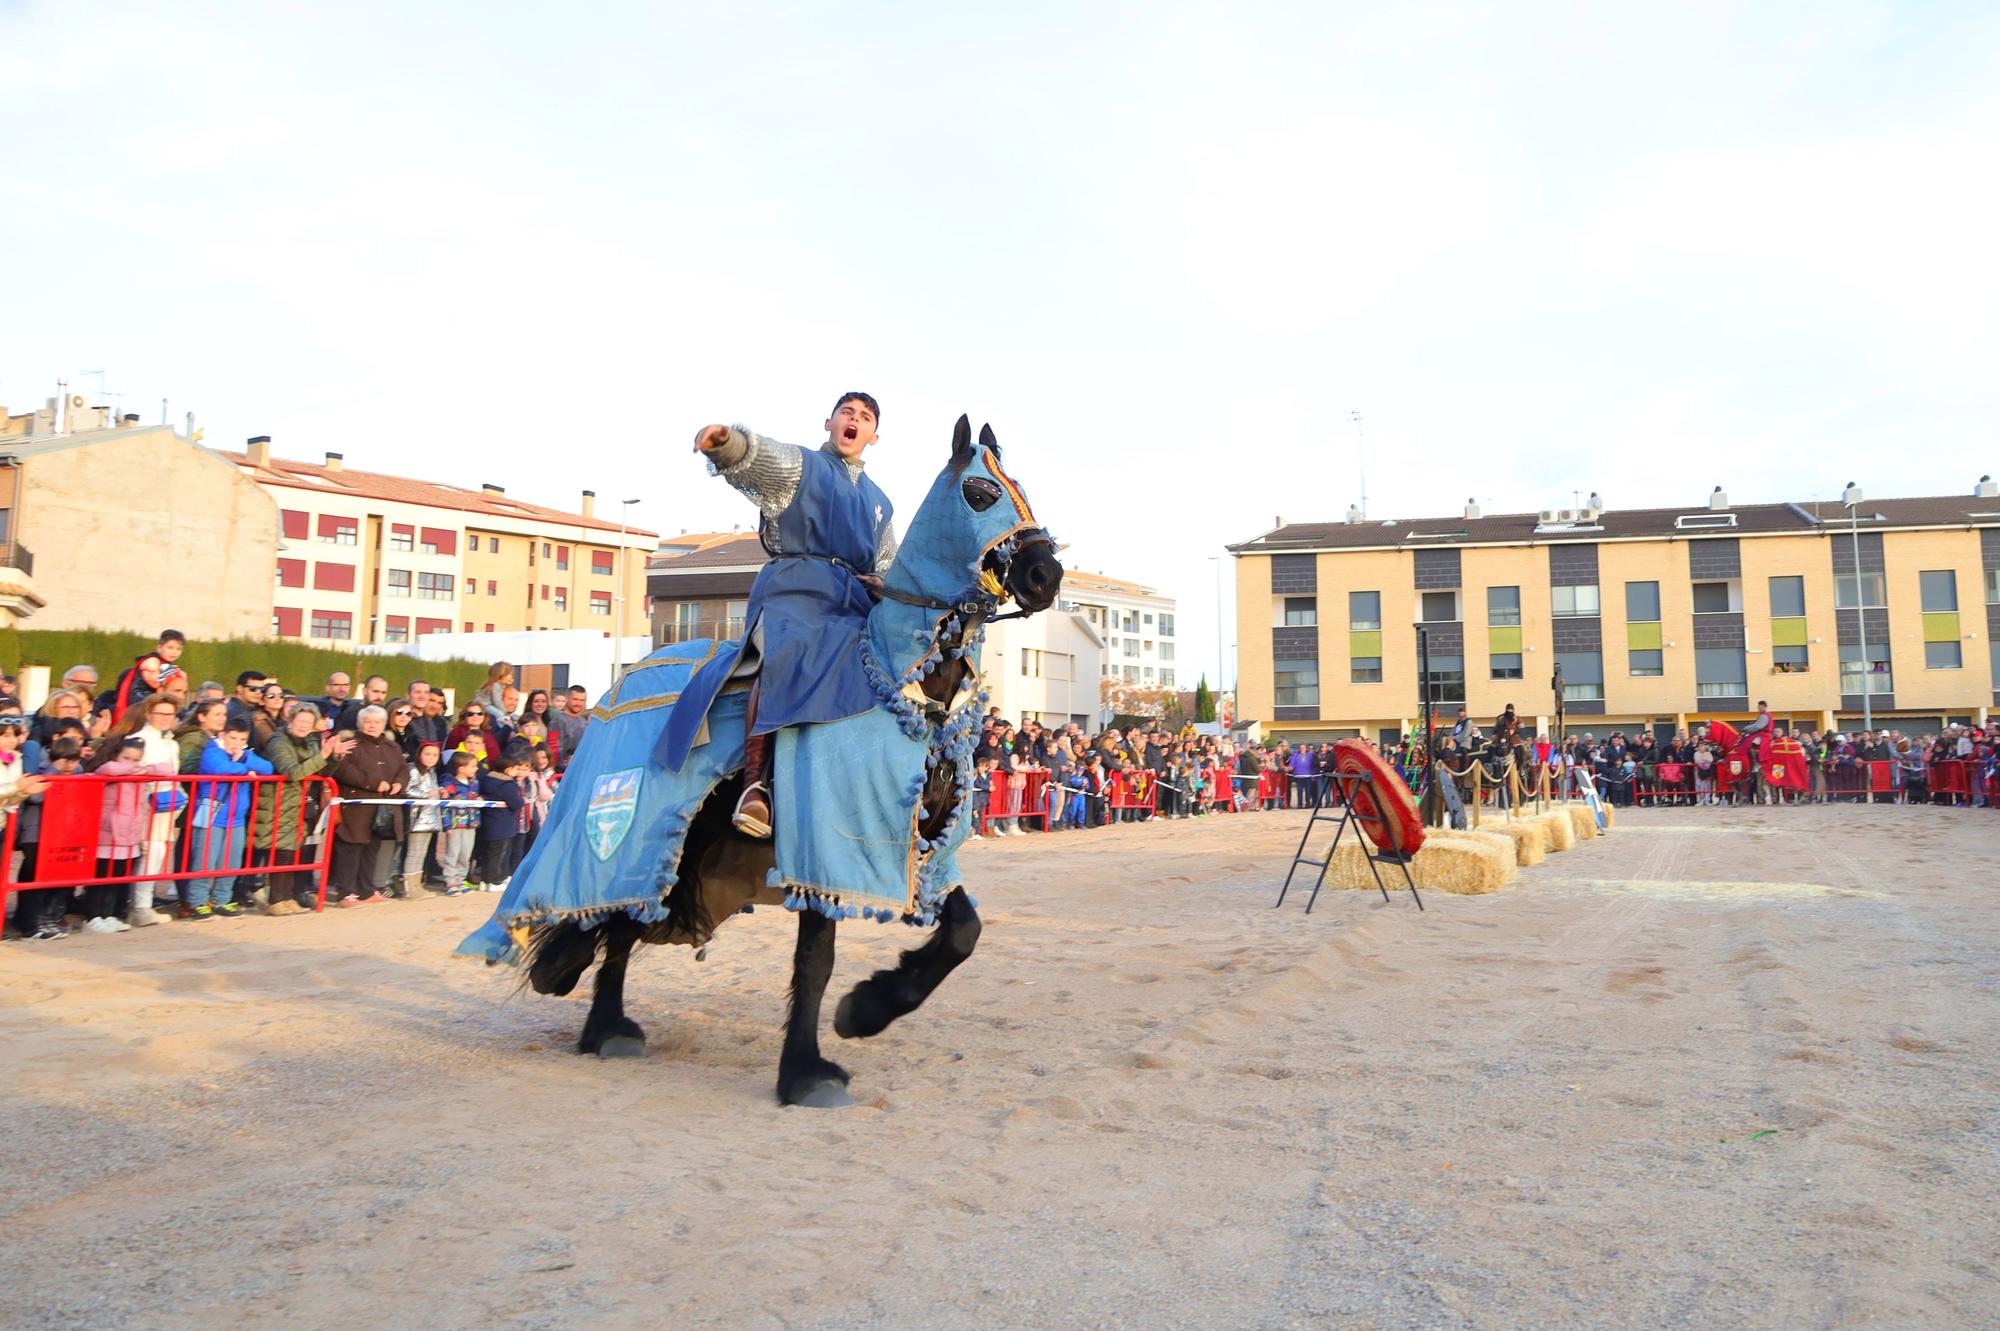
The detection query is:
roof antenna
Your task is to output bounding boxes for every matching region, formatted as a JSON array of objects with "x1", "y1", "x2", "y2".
[{"x1": 1348, "y1": 410, "x2": 1367, "y2": 519}]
